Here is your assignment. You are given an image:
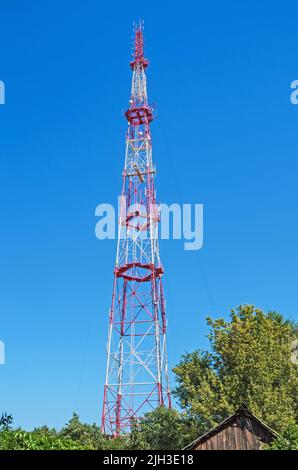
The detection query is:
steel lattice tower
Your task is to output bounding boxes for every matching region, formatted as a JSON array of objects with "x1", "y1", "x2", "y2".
[{"x1": 101, "y1": 23, "x2": 171, "y2": 436}]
